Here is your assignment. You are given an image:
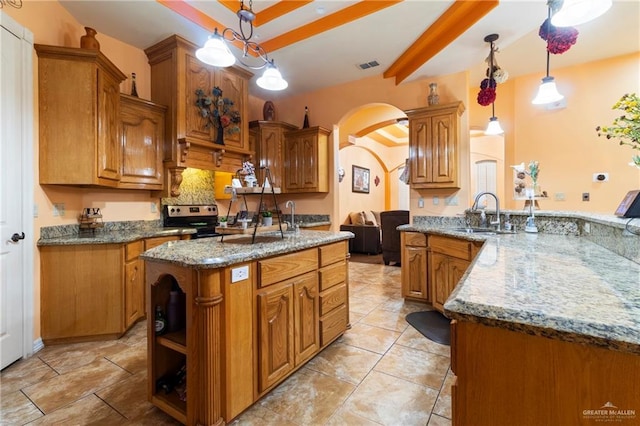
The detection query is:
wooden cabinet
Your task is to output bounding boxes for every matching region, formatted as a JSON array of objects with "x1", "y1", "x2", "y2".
[
  {"x1": 428, "y1": 235, "x2": 481, "y2": 312},
  {"x1": 144, "y1": 35, "x2": 253, "y2": 196},
  {"x1": 35, "y1": 44, "x2": 126, "y2": 187},
  {"x1": 284, "y1": 126, "x2": 330, "y2": 193},
  {"x1": 318, "y1": 242, "x2": 349, "y2": 346},
  {"x1": 124, "y1": 241, "x2": 145, "y2": 329},
  {"x1": 119, "y1": 95, "x2": 166, "y2": 190},
  {"x1": 406, "y1": 102, "x2": 465, "y2": 189},
  {"x1": 249, "y1": 120, "x2": 298, "y2": 189},
  {"x1": 401, "y1": 232, "x2": 428, "y2": 301}
]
